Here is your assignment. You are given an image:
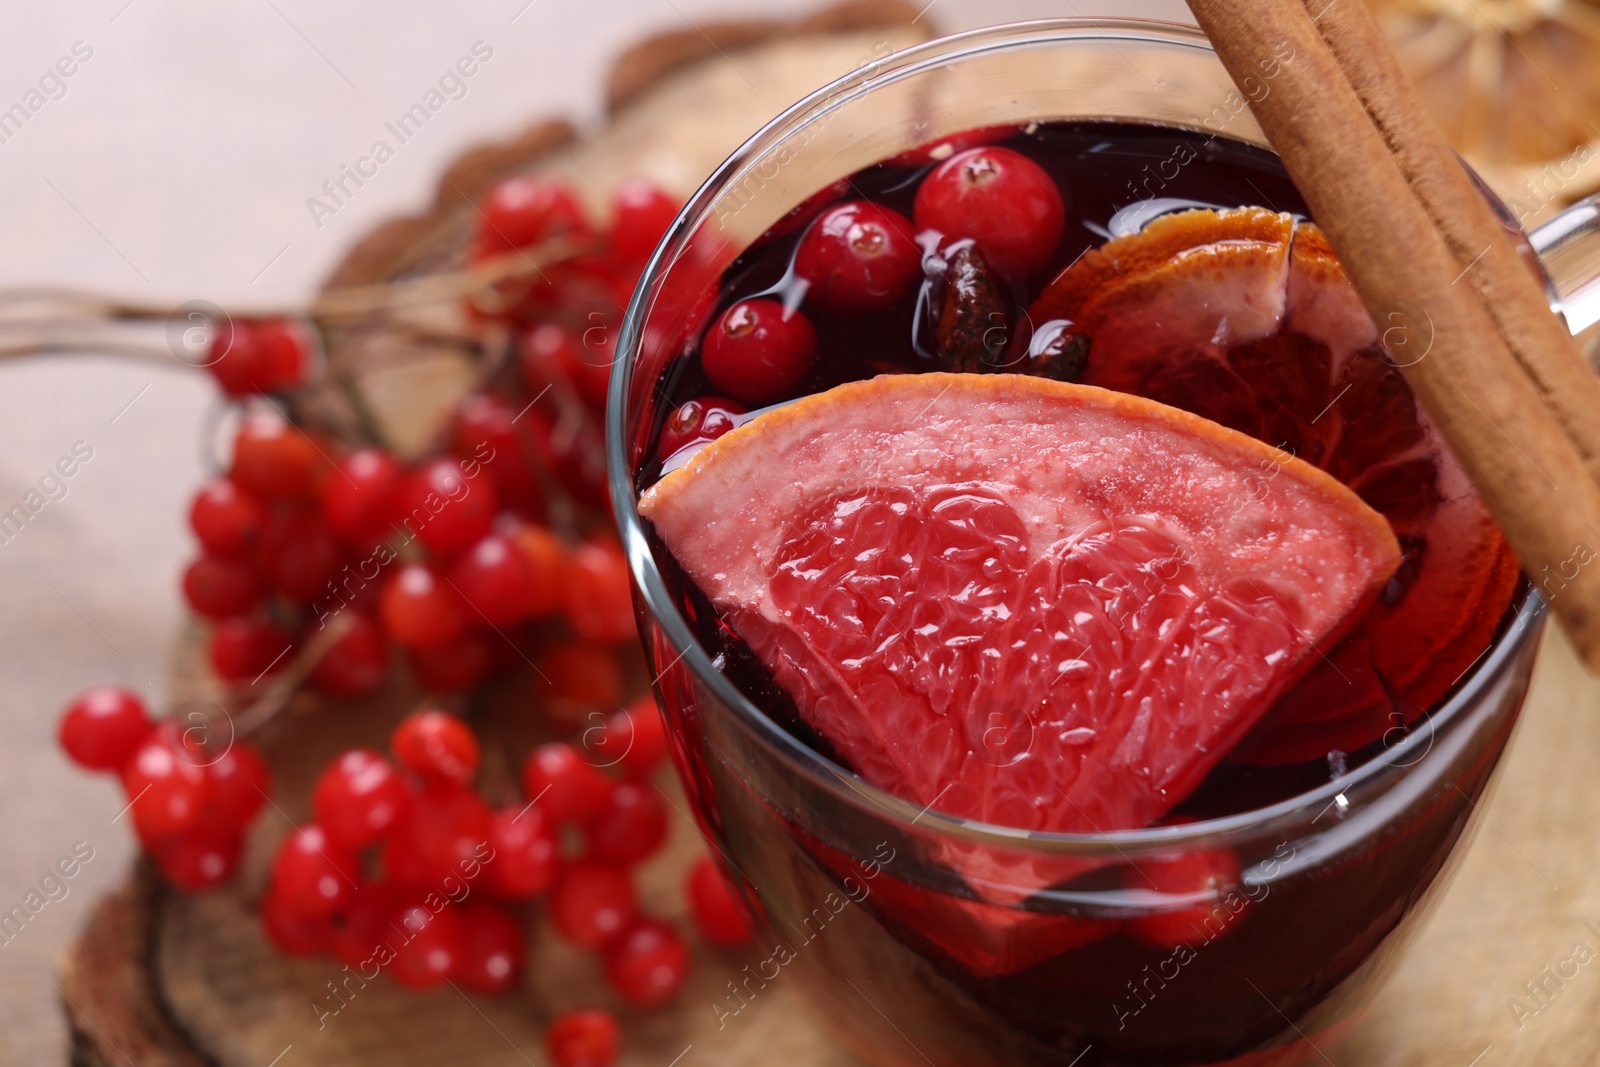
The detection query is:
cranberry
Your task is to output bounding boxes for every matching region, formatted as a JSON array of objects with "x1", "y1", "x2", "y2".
[
  {"x1": 379, "y1": 564, "x2": 468, "y2": 650},
  {"x1": 476, "y1": 176, "x2": 588, "y2": 253},
  {"x1": 392, "y1": 711, "x2": 480, "y2": 787},
  {"x1": 686, "y1": 856, "x2": 754, "y2": 946},
  {"x1": 508, "y1": 523, "x2": 567, "y2": 617},
  {"x1": 610, "y1": 180, "x2": 679, "y2": 262},
  {"x1": 455, "y1": 900, "x2": 526, "y2": 995},
  {"x1": 321, "y1": 447, "x2": 403, "y2": 545},
  {"x1": 310, "y1": 613, "x2": 390, "y2": 696},
  {"x1": 1126, "y1": 847, "x2": 1248, "y2": 950},
  {"x1": 583, "y1": 697, "x2": 668, "y2": 779},
  {"x1": 208, "y1": 318, "x2": 311, "y2": 397},
  {"x1": 271, "y1": 824, "x2": 359, "y2": 920},
  {"x1": 189, "y1": 478, "x2": 265, "y2": 560},
  {"x1": 450, "y1": 393, "x2": 543, "y2": 517},
  {"x1": 261, "y1": 886, "x2": 332, "y2": 956},
  {"x1": 795, "y1": 201, "x2": 920, "y2": 313},
  {"x1": 549, "y1": 861, "x2": 636, "y2": 949},
  {"x1": 260, "y1": 509, "x2": 343, "y2": 604},
  {"x1": 584, "y1": 783, "x2": 668, "y2": 867},
  {"x1": 449, "y1": 534, "x2": 537, "y2": 627},
  {"x1": 521, "y1": 405, "x2": 610, "y2": 511},
  {"x1": 913, "y1": 145, "x2": 1065, "y2": 277},
  {"x1": 700, "y1": 299, "x2": 816, "y2": 405},
  {"x1": 407, "y1": 629, "x2": 491, "y2": 693},
  {"x1": 313, "y1": 748, "x2": 408, "y2": 849},
  {"x1": 657, "y1": 396, "x2": 746, "y2": 461},
  {"x1": 602, "y1": 918, "x2": 690, "y2": 1006},
  {"x1": 231, "y1": 410, "x2": 321, "y2": 501},
  {"x1": 156, "y1": 831, "x2": 241, "y2": 892},
  {"x1": 546, "y1": 1009, "x2": 619, "y2": 1067},
  {"x1": 756, "y1": 177, "x2": 850, "y2": 247},
  {"x1": 182, "y1": 555, "x2": 262, "y2": 620},
  {"x1": 485, "y1": 805, "x2": 560, "y2": 899},
  {"x1": 522, "y1": 742, "x2": 615, "y2": 825},
  {"x1": 393, "y1": 457, "x2": 498, "y2": 559},
  {"x1": 58, "y1": 687, "x2": 153, "y2": 772},
  {"x1": 563, "y1": 538, "x2": 634, "y2": 643},
  {"x1": 206, "y1": 617, "x2": 292, "y2": 683},
  {"x1": 123, "y1": 733, "x2": 212, "y2": 841},
  {"x1": 385, "y1": 783, "x2": 491, "y2": 890},
  {"x1": 520, "y1": 322, "x2": 611, "y2": 410},
  {"x1": 885, "y1": 125, "x2": 1018, "y2": 167},
  {"x1": 328, "y1": 881, "x2": 395, "y2": 968},
  {"x1": 389, "y1": 896, "x2": 466, "y2": 989},
  {"x1": 205, "y1": 742, "x2": 270, "y2": 831}
]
